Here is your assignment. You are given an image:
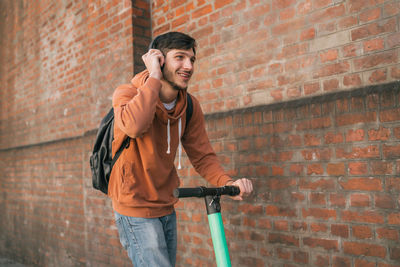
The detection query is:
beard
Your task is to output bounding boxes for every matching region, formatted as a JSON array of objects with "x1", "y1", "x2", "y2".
[{"x1": 162, "y1": 66, "x2": 189, "y2": 91}]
